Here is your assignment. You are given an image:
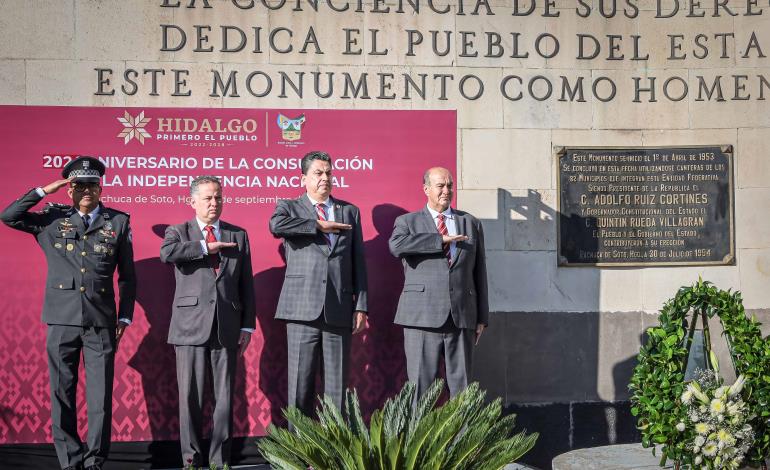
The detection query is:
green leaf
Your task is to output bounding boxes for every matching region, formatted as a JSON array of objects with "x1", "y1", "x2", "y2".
[{"x1": 259, "y1": 380, "x2": 537, "y2": 470}]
